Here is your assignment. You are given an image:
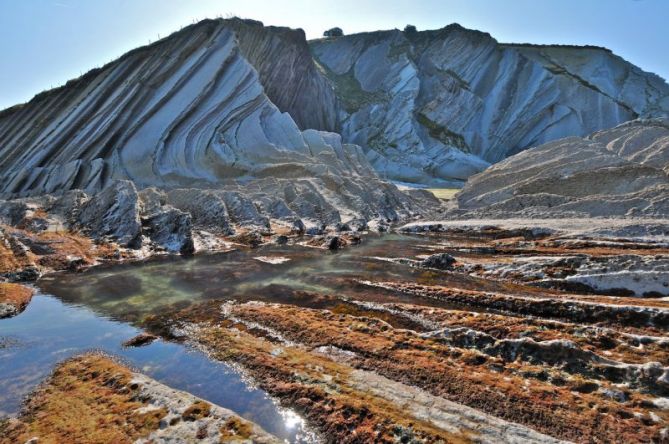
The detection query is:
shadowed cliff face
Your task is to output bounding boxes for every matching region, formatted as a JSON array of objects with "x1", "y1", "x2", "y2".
[
  {"x1": 310, "y1": 25, "x2": 669, "y2": 185},
  {"x1": 226, "y1": 19, "x2": 339, "y2": 132}
]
